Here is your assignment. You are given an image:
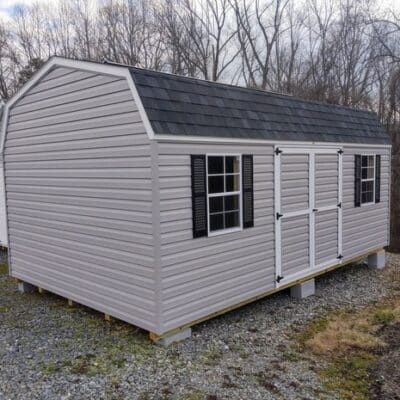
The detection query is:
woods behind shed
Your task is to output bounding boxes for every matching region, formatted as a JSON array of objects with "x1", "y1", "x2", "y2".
[{"x1": 0, "y1": 57, "x2": 391, "y2": 340}]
